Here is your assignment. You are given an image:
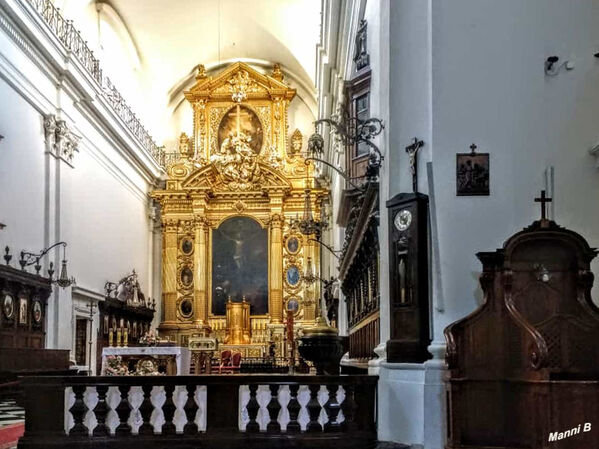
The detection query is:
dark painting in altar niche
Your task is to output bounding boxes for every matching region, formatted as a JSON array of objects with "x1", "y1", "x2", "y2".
[
  {"x1": 211, "y1": 216, "x2": 268, "y2": 315},
  {"x1": 456, "y1": 147, "x2": 489, "y2": 196}
]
